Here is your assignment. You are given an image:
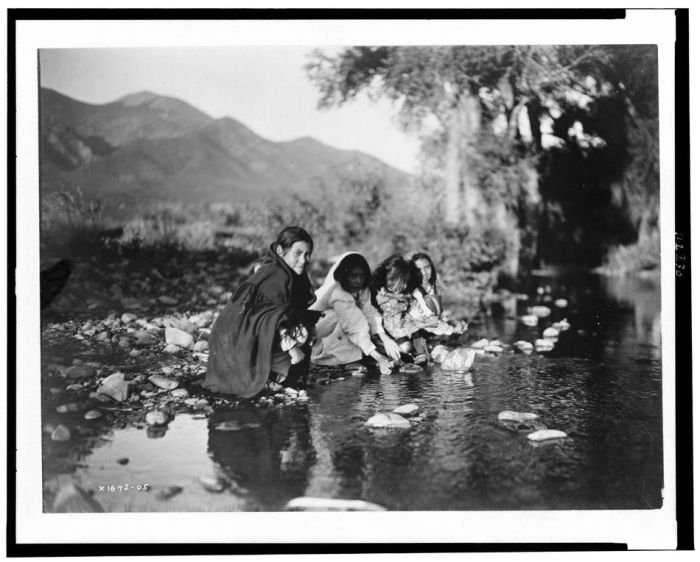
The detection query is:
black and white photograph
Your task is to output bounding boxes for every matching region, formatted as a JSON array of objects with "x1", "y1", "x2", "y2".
[{"x1": 11, "y1": 8, "x2": 686, "y2": 550}]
